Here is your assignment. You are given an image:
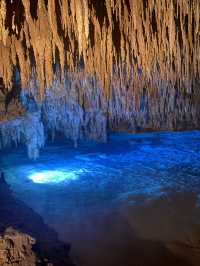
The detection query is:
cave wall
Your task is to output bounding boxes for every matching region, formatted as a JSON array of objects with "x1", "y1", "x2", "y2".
[
  {"x1": 1, "y1": 71, "x2": 200, "y2": 159},
  {"x1": 0, "y1": 0, "x2": 199, "y2": 95},
  {"x1": 0, "y1": 0, "x2": 200, "y2": 158}
]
